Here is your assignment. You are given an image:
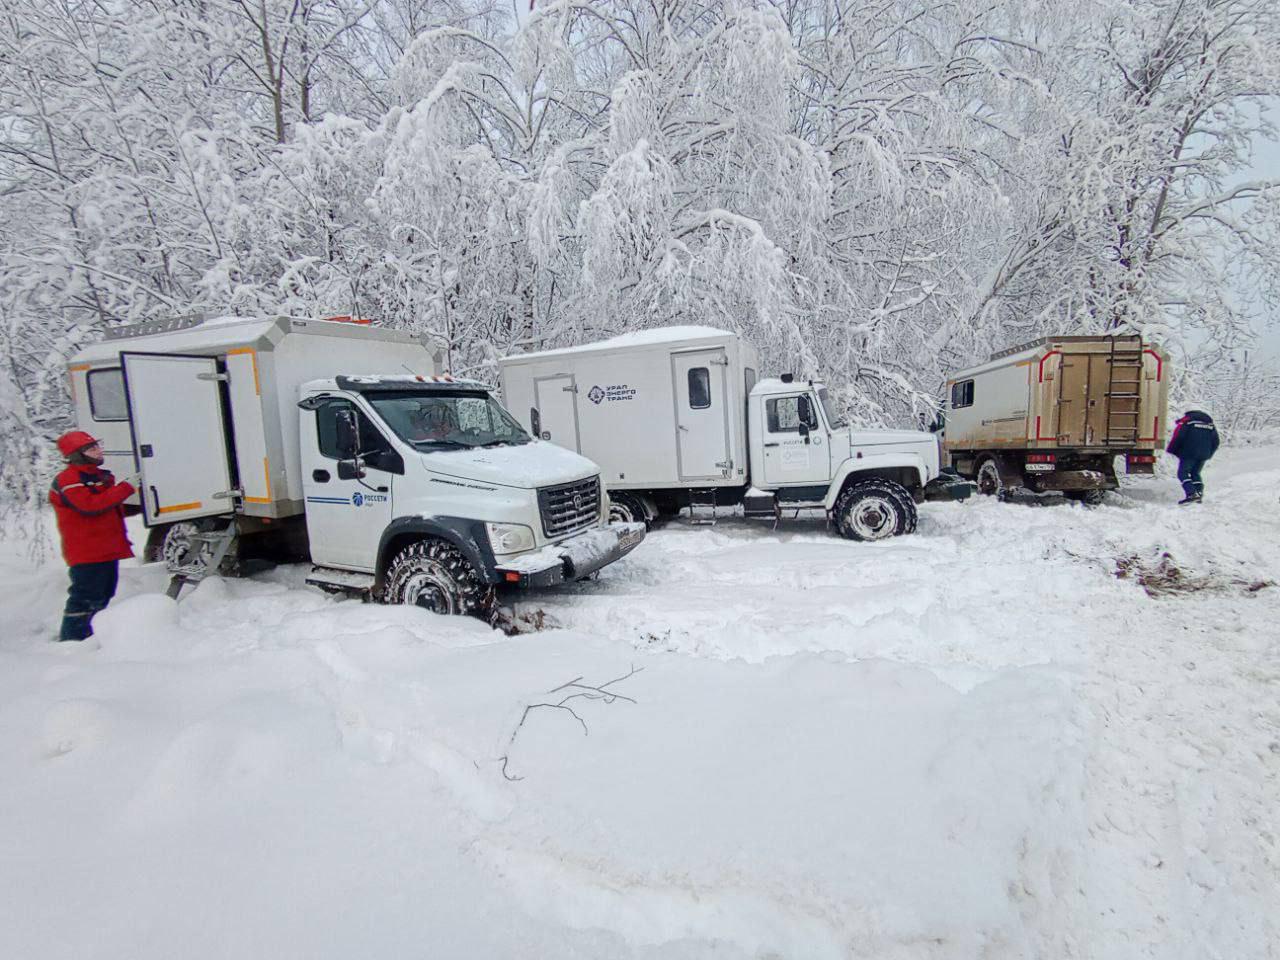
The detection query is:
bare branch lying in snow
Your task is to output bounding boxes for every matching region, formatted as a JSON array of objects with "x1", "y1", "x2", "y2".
[{"x1": 498, "y1": 665, "x2": 643, "y2": 781}]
